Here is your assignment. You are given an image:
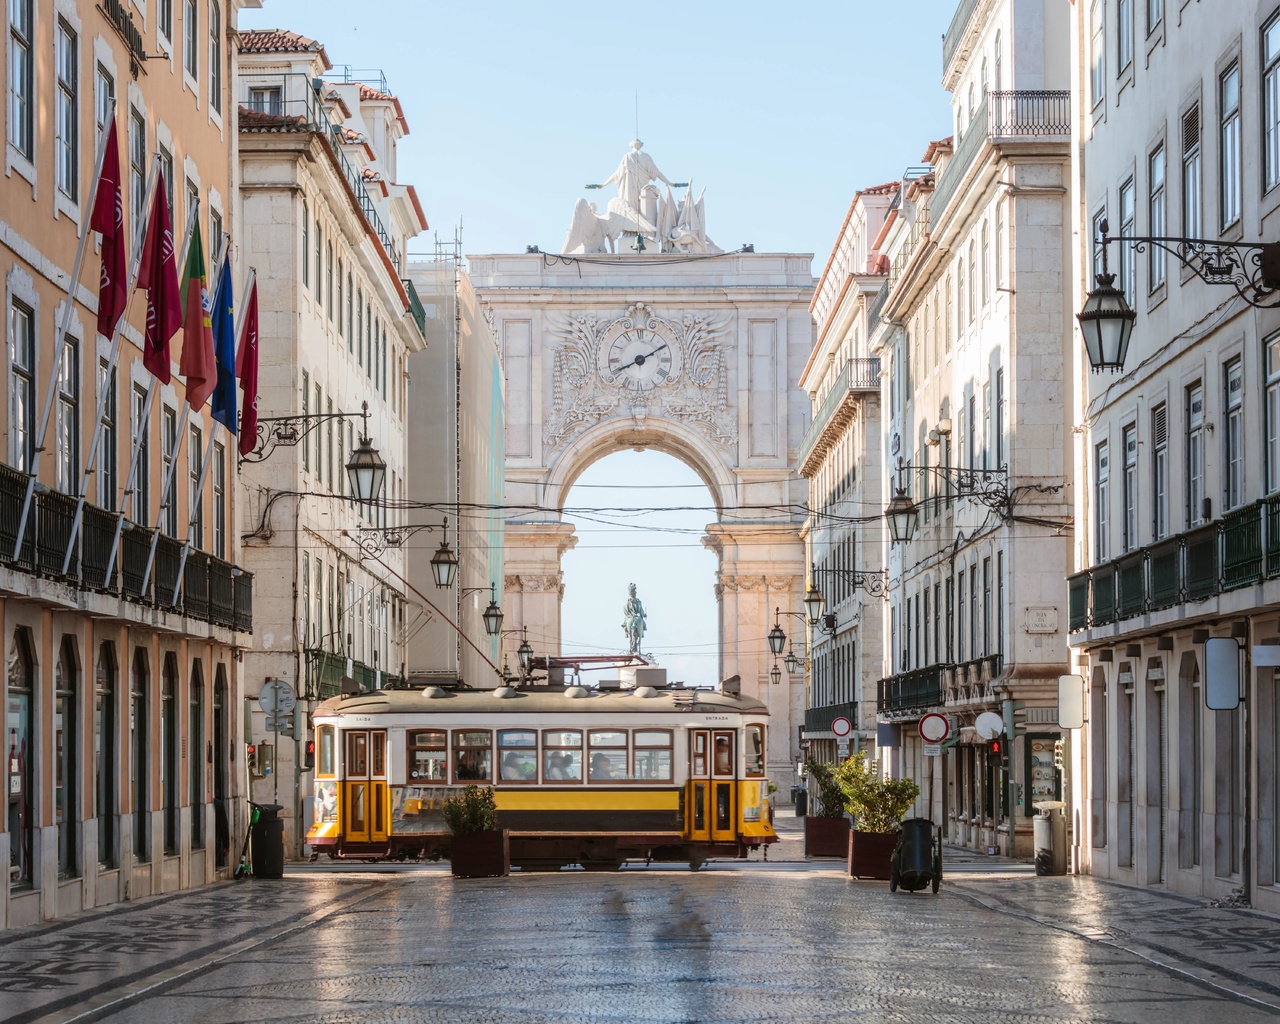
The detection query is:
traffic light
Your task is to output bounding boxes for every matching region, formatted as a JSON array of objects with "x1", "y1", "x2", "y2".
[
  {"x1": 302, "y1": 738, "x2": 316, "y2": 772},
  {"x1": 246, "y1": 743, "x2": 260, "y2": 777},
  {"x1": 989, "y1": 740, "x2": 1009, "y2": 771}
]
